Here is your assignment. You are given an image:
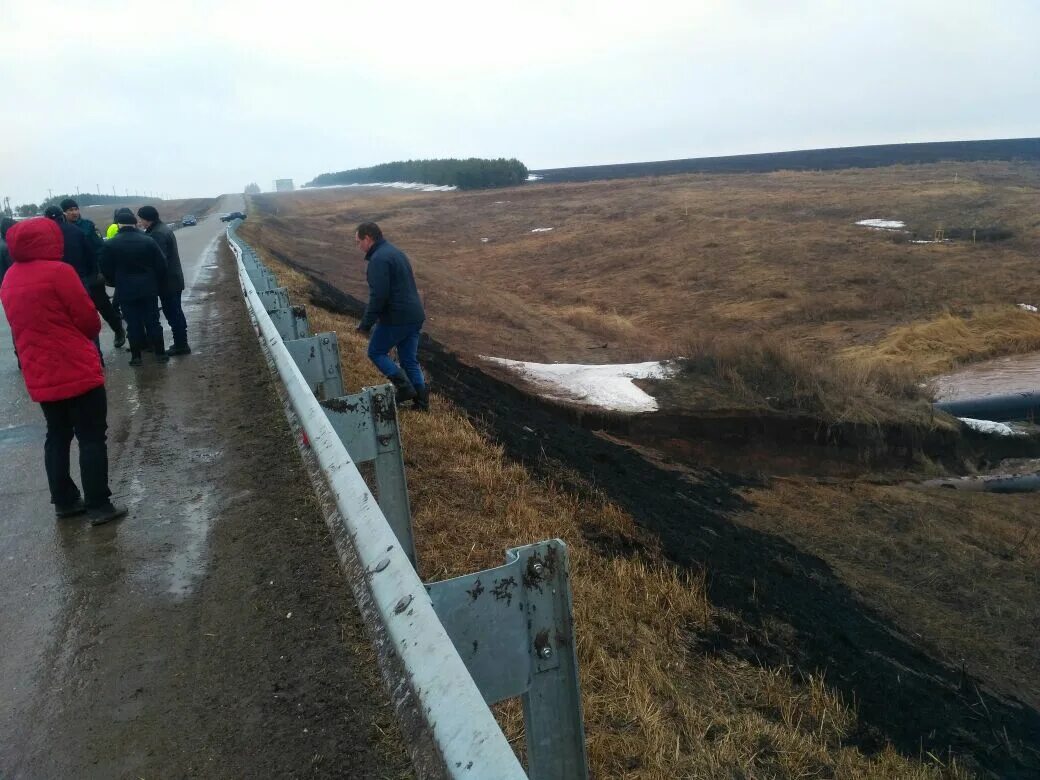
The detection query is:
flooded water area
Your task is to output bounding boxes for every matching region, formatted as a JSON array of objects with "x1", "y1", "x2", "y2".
[{"x1": 934, "y1": 350, "x2": 1040, "y2": 401}]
